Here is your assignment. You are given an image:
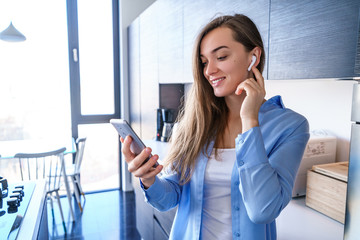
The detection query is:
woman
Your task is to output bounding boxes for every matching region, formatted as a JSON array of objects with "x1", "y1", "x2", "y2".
[{"x1": 121, "y1": 14, "x2": 309, "y2": 240}]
